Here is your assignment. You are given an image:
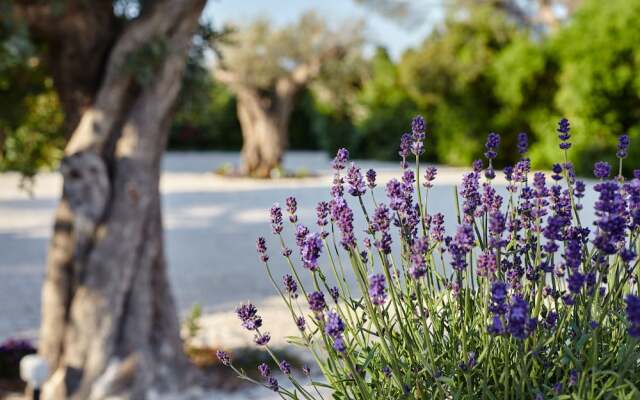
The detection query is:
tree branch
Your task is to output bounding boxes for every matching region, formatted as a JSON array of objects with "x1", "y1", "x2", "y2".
[{"x1": 65, "y1": 0, "x2": 203, "y2": 155}]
